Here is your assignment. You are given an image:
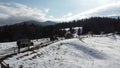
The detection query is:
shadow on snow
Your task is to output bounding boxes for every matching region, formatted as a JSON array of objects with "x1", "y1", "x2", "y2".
[{"x1": 65, "y1": 42, "x2": 108, "y2": 59}]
